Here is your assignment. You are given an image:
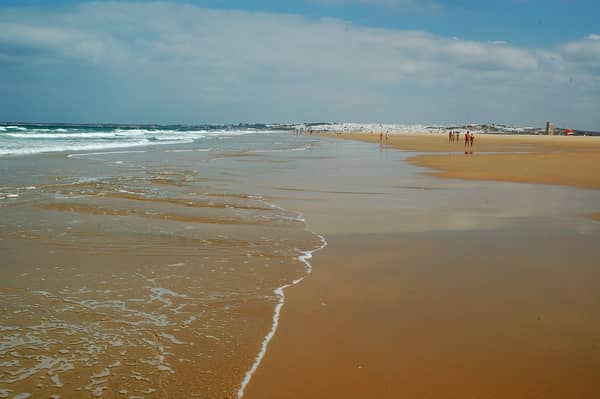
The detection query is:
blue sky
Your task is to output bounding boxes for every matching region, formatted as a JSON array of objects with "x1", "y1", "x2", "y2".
[
  {"x1": 5, "y1": 0, "x2": 598, "y2": 47},
  {"x1": 1, "y1": 0, "x2": 599, "y2": 128}
]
